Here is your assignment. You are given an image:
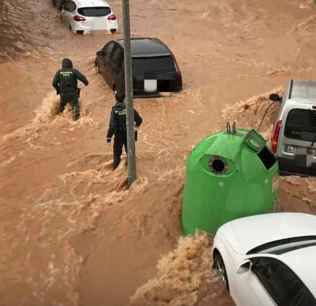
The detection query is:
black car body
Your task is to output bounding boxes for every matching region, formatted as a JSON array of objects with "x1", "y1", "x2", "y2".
[{"x1": 95, "y1": 37, "x2": 182, "y2": 96}]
